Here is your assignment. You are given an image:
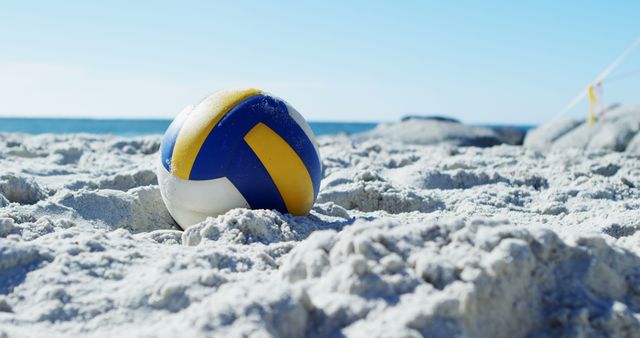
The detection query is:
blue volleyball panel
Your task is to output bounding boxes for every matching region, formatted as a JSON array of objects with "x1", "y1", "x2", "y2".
[
  {"x1": 225, "y1": 141, "x2": 288, "y2": 212},
  {"x1": 160, "y1": 108, "x2": 190, "y2": 172},
  {"x1": 190, "y1": 95, "x2": 320, "y2": 186},
  {"x1": 189, "y1": 95, "x2": 265, "y2": 180}
]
